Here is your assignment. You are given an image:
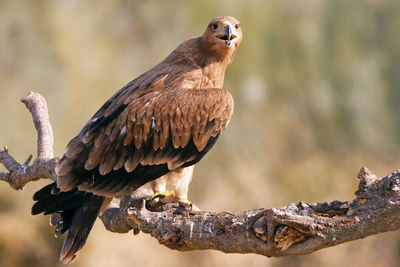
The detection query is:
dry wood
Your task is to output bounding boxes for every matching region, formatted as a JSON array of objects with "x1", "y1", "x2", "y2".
[{"x1": 0, "y1": 92, "x2": 57, "y2": 189}]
